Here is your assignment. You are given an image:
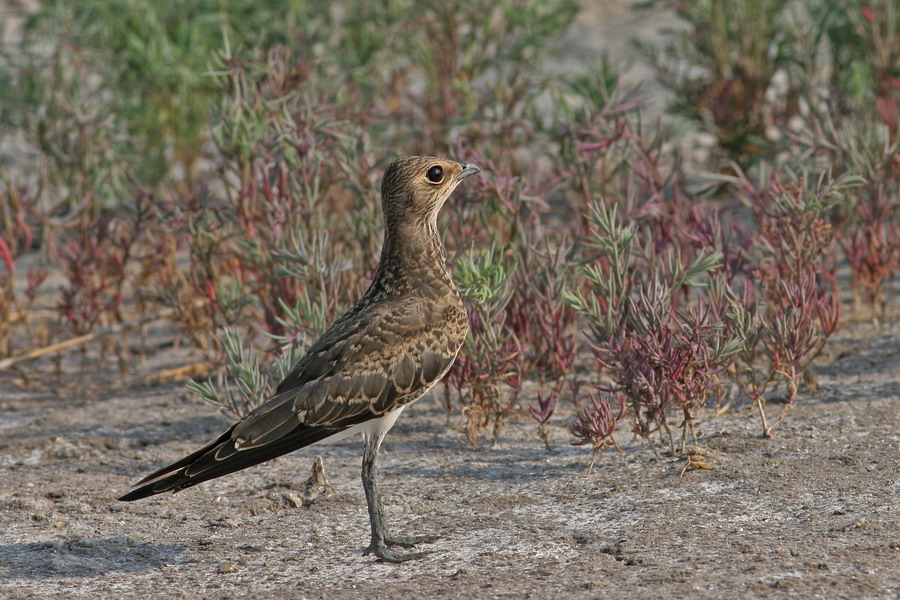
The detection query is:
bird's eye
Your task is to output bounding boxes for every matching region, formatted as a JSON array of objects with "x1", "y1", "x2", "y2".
[{"x1": 426, "y1": 165, "x2": 443, "y2": 183}]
